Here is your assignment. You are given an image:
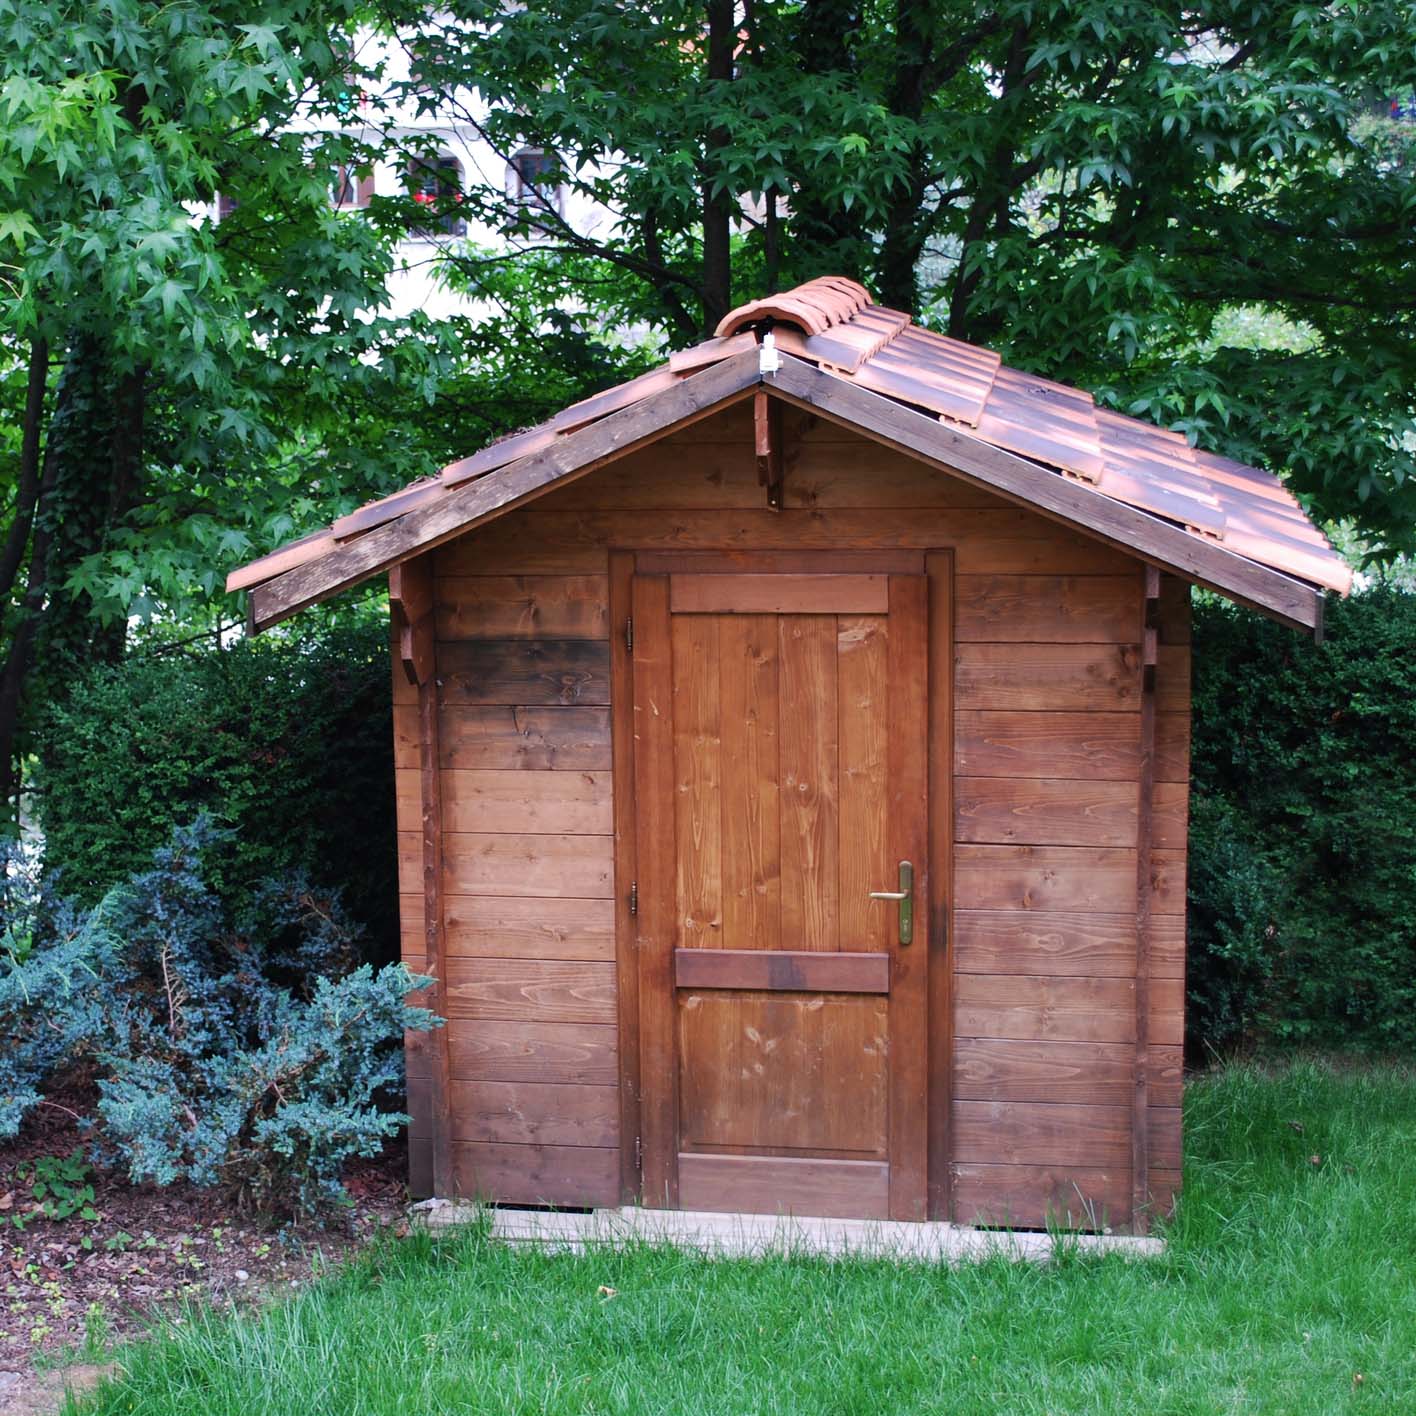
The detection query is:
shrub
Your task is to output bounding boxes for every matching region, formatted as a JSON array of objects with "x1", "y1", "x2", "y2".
[
  {"x1": 0, "y1": 821, "x2": 439, "y2": 1216},
  {"x1": 1189, "y1": 586, "x2": 1416, "y2": 1053},
  {"x1": 0, "y1": 839, "x2": 123, "y2": 1134},
  {"x1": 30, "y1": 617, "x2": 397, "y2": 962}
]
